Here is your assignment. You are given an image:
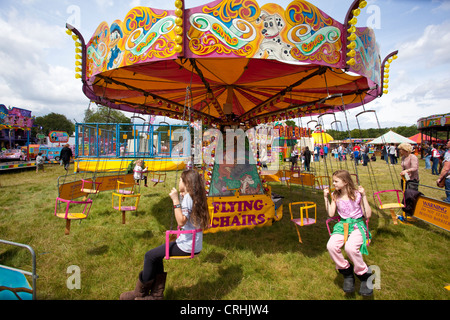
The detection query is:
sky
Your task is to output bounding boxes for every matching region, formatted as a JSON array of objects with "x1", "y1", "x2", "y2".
[{"x1": 0, "y1": 0, "x2": 449, "y2": 131}]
